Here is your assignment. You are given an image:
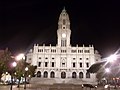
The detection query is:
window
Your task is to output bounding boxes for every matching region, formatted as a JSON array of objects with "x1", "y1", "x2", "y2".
[
  {"x1": 38, "y1": 62, "x2": 41, "y2": 67},
  {"x1": 84, "y1": 50, "x2": 90, "y2": 53},
  {"x1": 62, "y1": 63, "x2": 65, "y2": 67},
  {"x1": 52, "y1": 62, "x2": 54, "y2": 67},
  {"x1": 80, "y1": 63, "x2": 82, "y2": 67},
  {"x1": 79, "y1": 72, "x2": 83, "y2": 78},
  {"x1": 86, "y1": 58, "x2": 89, "y2": 60},
  {"x1": 78, "y1": 50, "x2": 83, "y2": 53},
  {"x1": 52, "y1": 57, "x2": 54, "y2": 59},
  {"x1": 37, "y1": 71, "x2": 41, "y2": 77},
  {"x1": 73, "y1": 63, "x2": 75, "y2": 67},
  {"x1": 80, "y1": 58, "x2": 82, "y2": 60},
  {"x1": 44, "y1": 49, "x2": 49, "y2": 53},
  {"x1": 39, "y1": 57, "x2": 41, "y2": 59},
  {"x1": 38, "y1": 49, "x2": 43, "y2": 52},
  {"x1": 51, "y1": 49, "x2": 56, "y2": 53},
  {"x1": 72, "y1": 72, "x2": 77, "y2": 78},
  {"x1": 63, "y1": 27, "x2": 65, "y2": 29},
  {"x1": 44, "y1": 71, "x2": 48, "y2": 78},
  {"x1": 63, "y1": 19, "x2": 66, "y2": 25},
  {"x1": 61, "y1": 40, "x2": 66, "y2": 47},
  {"x1": 61, "y1": 72, "x2": 66, "y2": 79},
  {"x1": 86, "y1": 72, "x2": 90, "y2": 78},
  {"x1": 45, "y1": 62, "x2": 48, "y2": 67},
  {"x1": 61, "y1": 50, "x2": 66, "y2": 53},
  {"x1": 86, "y1": 63, "x2": 89, "y2": 68},
  {"x1": 73, "y1": 58, "x2": 75, "y2": 60},
  {"x1": 45, "y1": 57, "x2": 48, "y2": 59},
  {"x1": 50, "y1": 71, "x2": 55, "y2": 78},
  {"x1": 71, "y1": 50, "x2": 77, "y2": 53}
]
